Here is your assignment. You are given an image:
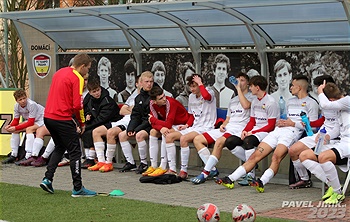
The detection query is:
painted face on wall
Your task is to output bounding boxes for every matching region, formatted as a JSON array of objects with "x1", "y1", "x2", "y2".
[
  {"x1": 275, "y1": 66, "x2": 292, "y2": 90},
  {"x1": 126, "y1": 71, "x2": 136, "y2": 89},
  {"x1": 154, "y1": 70, "x2": 165, "y2": 88},
  {"x1": 214, "y1": 62, "x2": 228, "y2": 84},
  {"x1": 98, "y1": 64, "x2": 110, "y2": 85}
]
